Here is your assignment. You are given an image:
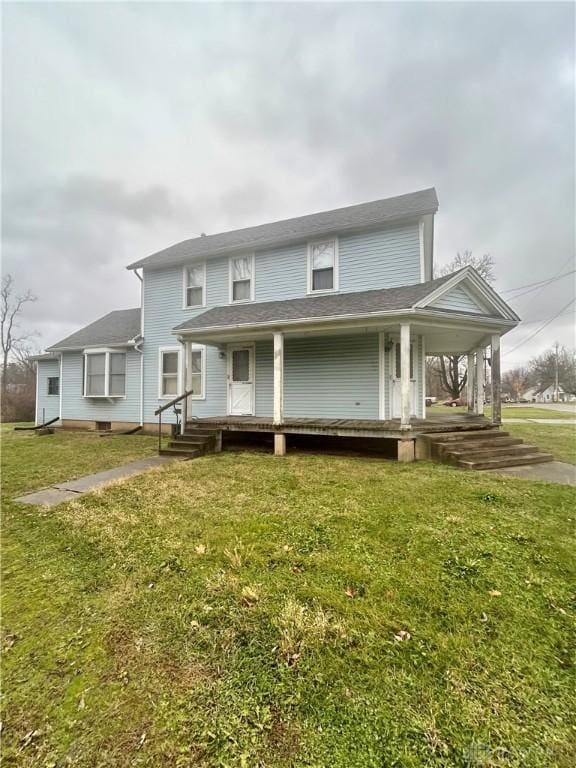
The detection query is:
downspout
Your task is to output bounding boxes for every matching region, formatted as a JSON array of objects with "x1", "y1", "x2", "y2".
[
  {"x1": 132, "y1": 268, "x2": 144, "y2": 427},
  {"x1": 59, "y1": 353, "x2": 63, "y2": 421}
]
